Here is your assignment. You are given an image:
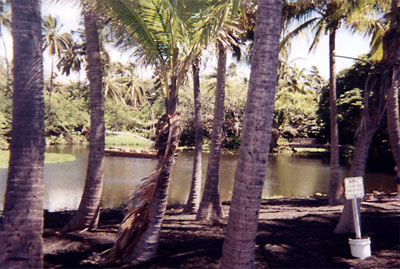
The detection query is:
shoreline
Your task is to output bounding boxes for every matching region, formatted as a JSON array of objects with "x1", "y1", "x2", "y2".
[{"x1": 44, "y1": 193, "x2": 400, "y2": 268}]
